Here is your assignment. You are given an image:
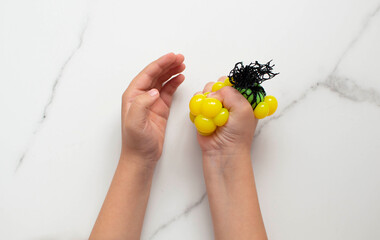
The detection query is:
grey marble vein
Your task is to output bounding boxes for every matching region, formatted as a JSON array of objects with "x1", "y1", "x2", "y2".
[
  {"x1": 148, "y1": 192, "x2": 207, "y2": 240},
  {"x1": 323, "y1": 76, "x2": 380, "y2": 107},
  {"x1": 331, "y1": 3, "x2": 380, "y2": 74},
  {"x1": 41, "y1": 23, "x2": 88, "y2": 122},
  {"x1": 255, "y1": 82, "x2": 321, "y2": 137},
  {"x1": 255, "y1": 77, "x2": 380, "y2": 137},
  {"x1": 15, "y1": 20, "x2": 88, "y2": 172},
  {"x1": 256, "y1": 3, "x2": 380, "y2": 136}
]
